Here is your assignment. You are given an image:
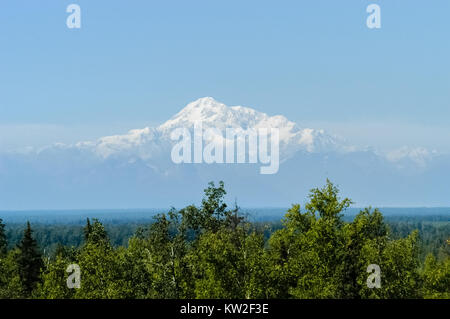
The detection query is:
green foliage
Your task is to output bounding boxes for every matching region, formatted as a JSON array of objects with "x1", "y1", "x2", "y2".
[
  {"x1": 181, "y1": 181, "x2": 232, "y2": 234},
  {"x1": 74, "y1": 221, "x2": 133, "y2": 298},
  {"x1": 0, "y1": 219, "x2": 7, "y2": 257},
  {"x1": 0, "y1": 249, "x2": 24, "y2": 298},
  {"x1": 358, "y1": 231, "x2": 421, "y2": 298},
  {"x1": 84, "y1": 218, "x2": 109, "y2": 244},
  {"x1": 16, "y1": 222, "x2": 44, "y2": 296},
  {"x1": 421, "y1": 254, "x2": 450, "y2": 298},
  {"x1": 0, "y1": 180, "x2": 449, "y2": 299},
  {"x1": 120, "y1": 237, "x2": 154, "y2": 298},
  {"x1": 342, "y1": 207, "x2": 388, "y2": 298},
  {"x1": 305, "y1": 179, "x2": 353, "y2": 221},
  {"x1": 269, "y1": 181, "x2": 354, "y2": 299},
  {"x1": 139, "y1": 210, "x2": 192, "y2": 298},
  {"x1": 189, "y1": 225, "x2": 268, "y2": 299},
  {"x1": 36, "y1": 254, "x2": 75, "y2": 299}
]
